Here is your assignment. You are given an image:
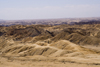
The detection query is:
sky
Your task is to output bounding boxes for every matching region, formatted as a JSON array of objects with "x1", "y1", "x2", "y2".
[{"x1": 0, "y1": 0, "x2": 100, "y2": 20}]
